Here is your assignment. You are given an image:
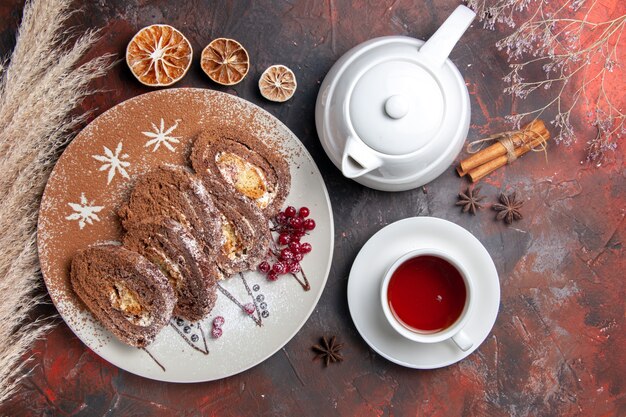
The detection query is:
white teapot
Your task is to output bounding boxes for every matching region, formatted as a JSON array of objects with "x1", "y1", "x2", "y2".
[{"x1": 315, "y1": 5, "x2": 475, "y2": 191}]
